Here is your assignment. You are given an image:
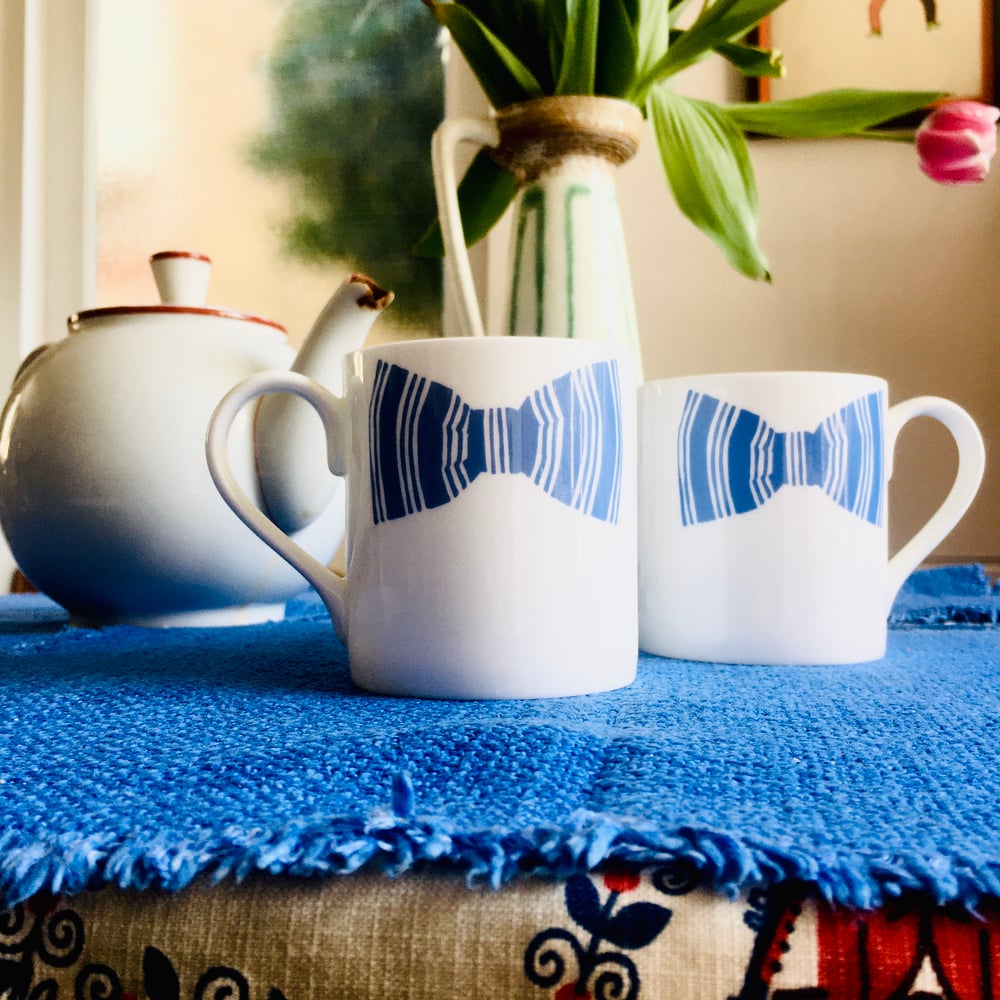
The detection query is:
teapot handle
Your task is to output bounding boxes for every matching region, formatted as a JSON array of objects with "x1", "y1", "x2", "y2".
[
  {"x1": 206, "y1": 371, "x2": 349, "y2": 641},
  {"x1": 431, "y1": 117, "x2": 500, "y2": 339}
]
